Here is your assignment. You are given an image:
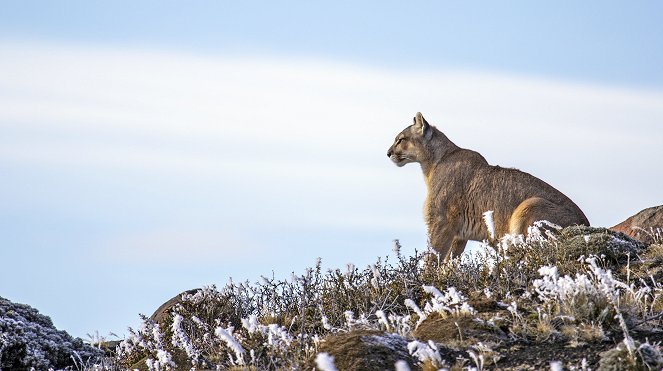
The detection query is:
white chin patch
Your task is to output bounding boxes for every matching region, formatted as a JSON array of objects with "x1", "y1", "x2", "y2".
[{"x1": 390, "y1": 156, "x2": 408, "y2": 167}]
